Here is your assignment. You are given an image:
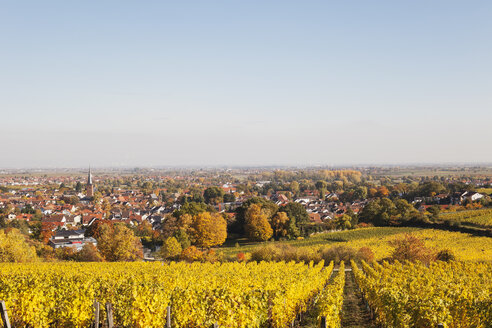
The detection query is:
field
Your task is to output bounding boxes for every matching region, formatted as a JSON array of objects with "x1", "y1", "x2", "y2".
[
  {"x1": 0, "y1": 261, "x2": 343, "y2": 328},
  {"x1": 370, "y1": 166, "x2": 492, "y2": 178},
  {"x1": 353, "y1": 260, "x2": 492, "y2": 327},
  {"x1": 440, "y1": 209, "x2": 492, "y2": 228},
  {"x1": 222, "y1": 227, "x2": 492, "y2": 262}
]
